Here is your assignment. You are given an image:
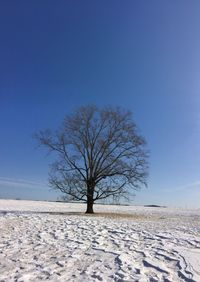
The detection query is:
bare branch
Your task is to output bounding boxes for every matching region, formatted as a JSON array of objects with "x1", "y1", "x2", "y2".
[{"x1": 35, "y1": 105, "x2": 148, "y2": 213}]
